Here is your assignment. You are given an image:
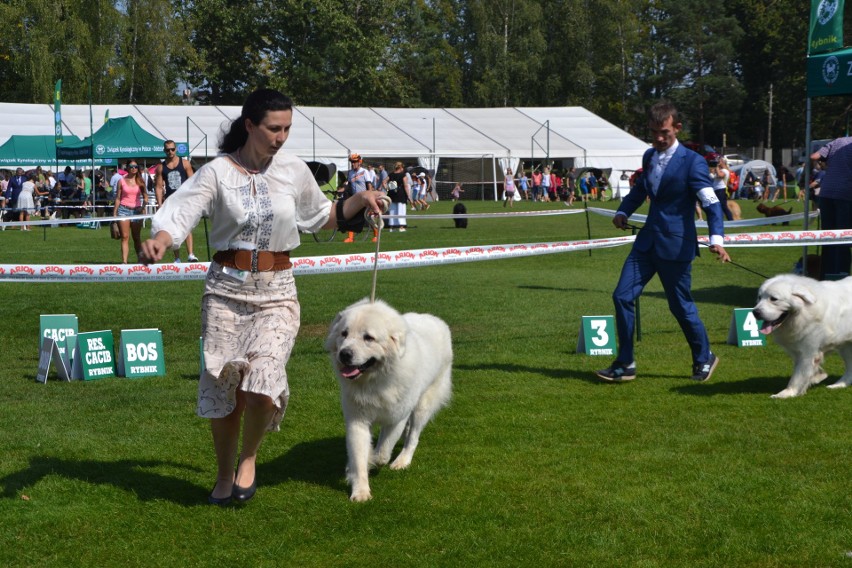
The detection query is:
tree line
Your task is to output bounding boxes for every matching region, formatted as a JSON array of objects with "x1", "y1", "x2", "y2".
[{"x1": 2, "y1": 0, "x2": 852, "y2": 152}]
